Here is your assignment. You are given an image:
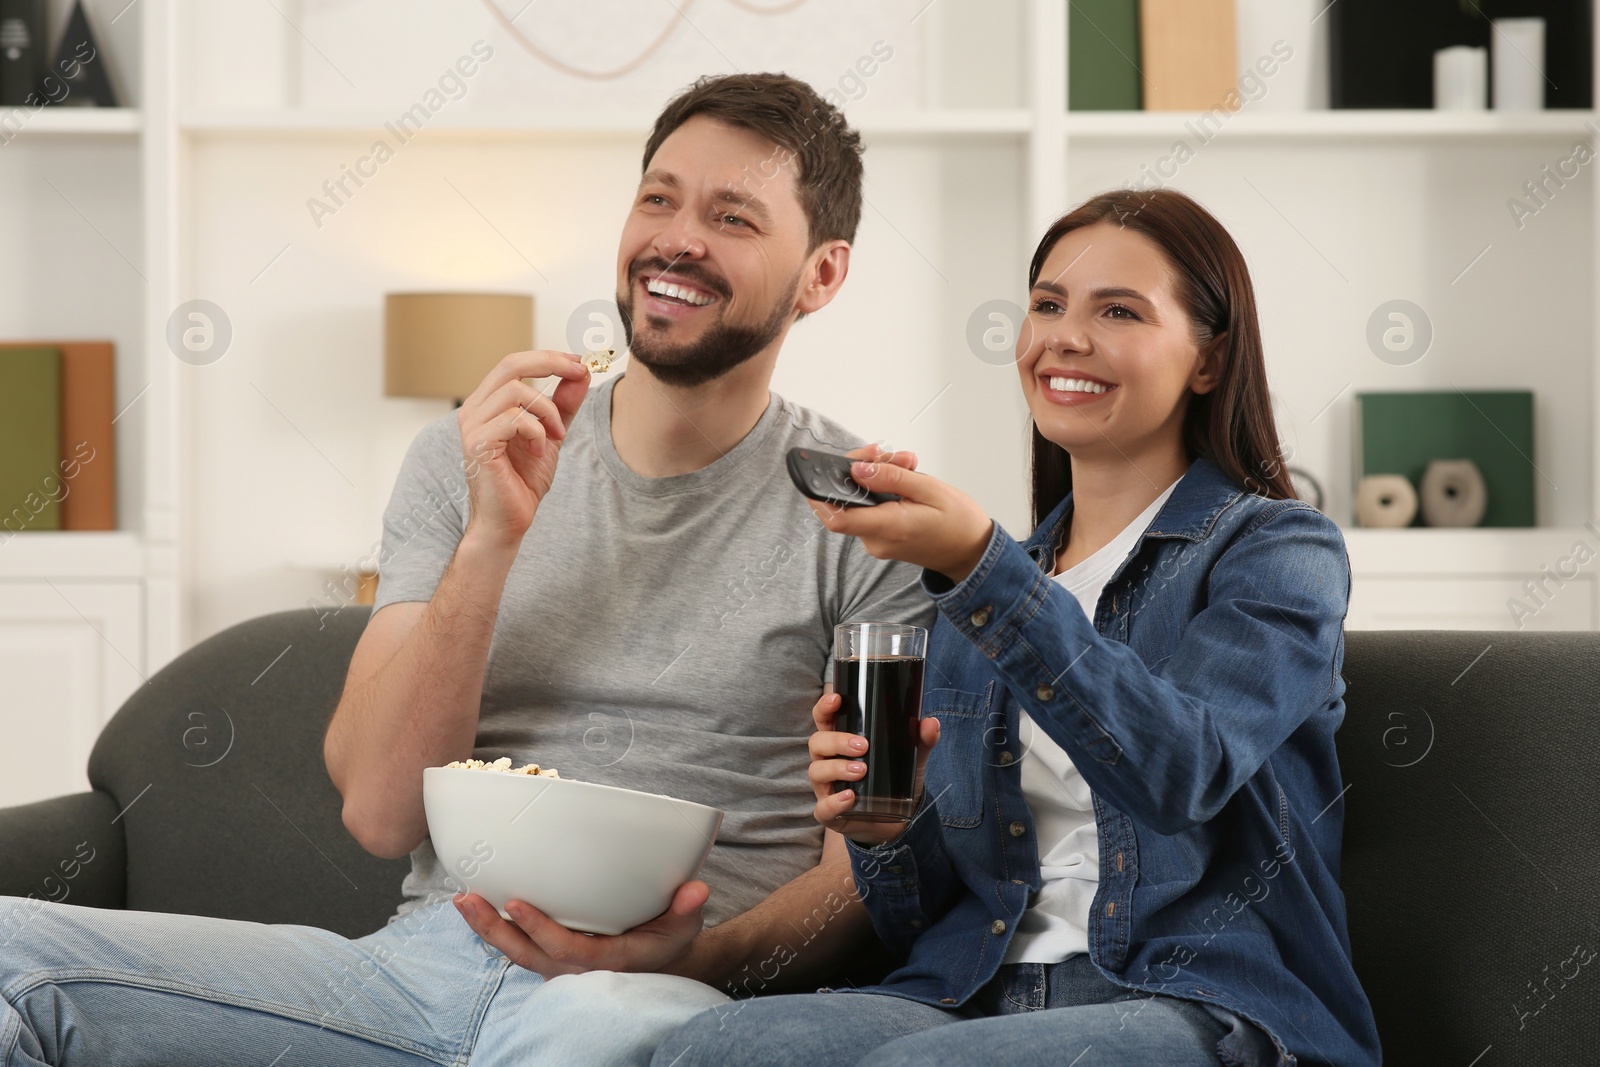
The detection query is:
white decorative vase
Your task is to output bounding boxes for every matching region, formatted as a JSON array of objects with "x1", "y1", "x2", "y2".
[
  {"x1": 1355, "y1": 474, "x2": 1418, "y2": 528},
  {"x1": 1419, "y1": 459, "x2": 1488, "y2": 527}
]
